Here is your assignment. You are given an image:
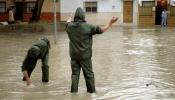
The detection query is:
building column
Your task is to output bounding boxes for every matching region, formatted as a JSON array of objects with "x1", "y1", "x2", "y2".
[
  {"x1": 6, "y1": 0, "x2": 15, "y2": 9},
  {"x1": 133, "y1": 0, "x2": 139, "y2": 25}
]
